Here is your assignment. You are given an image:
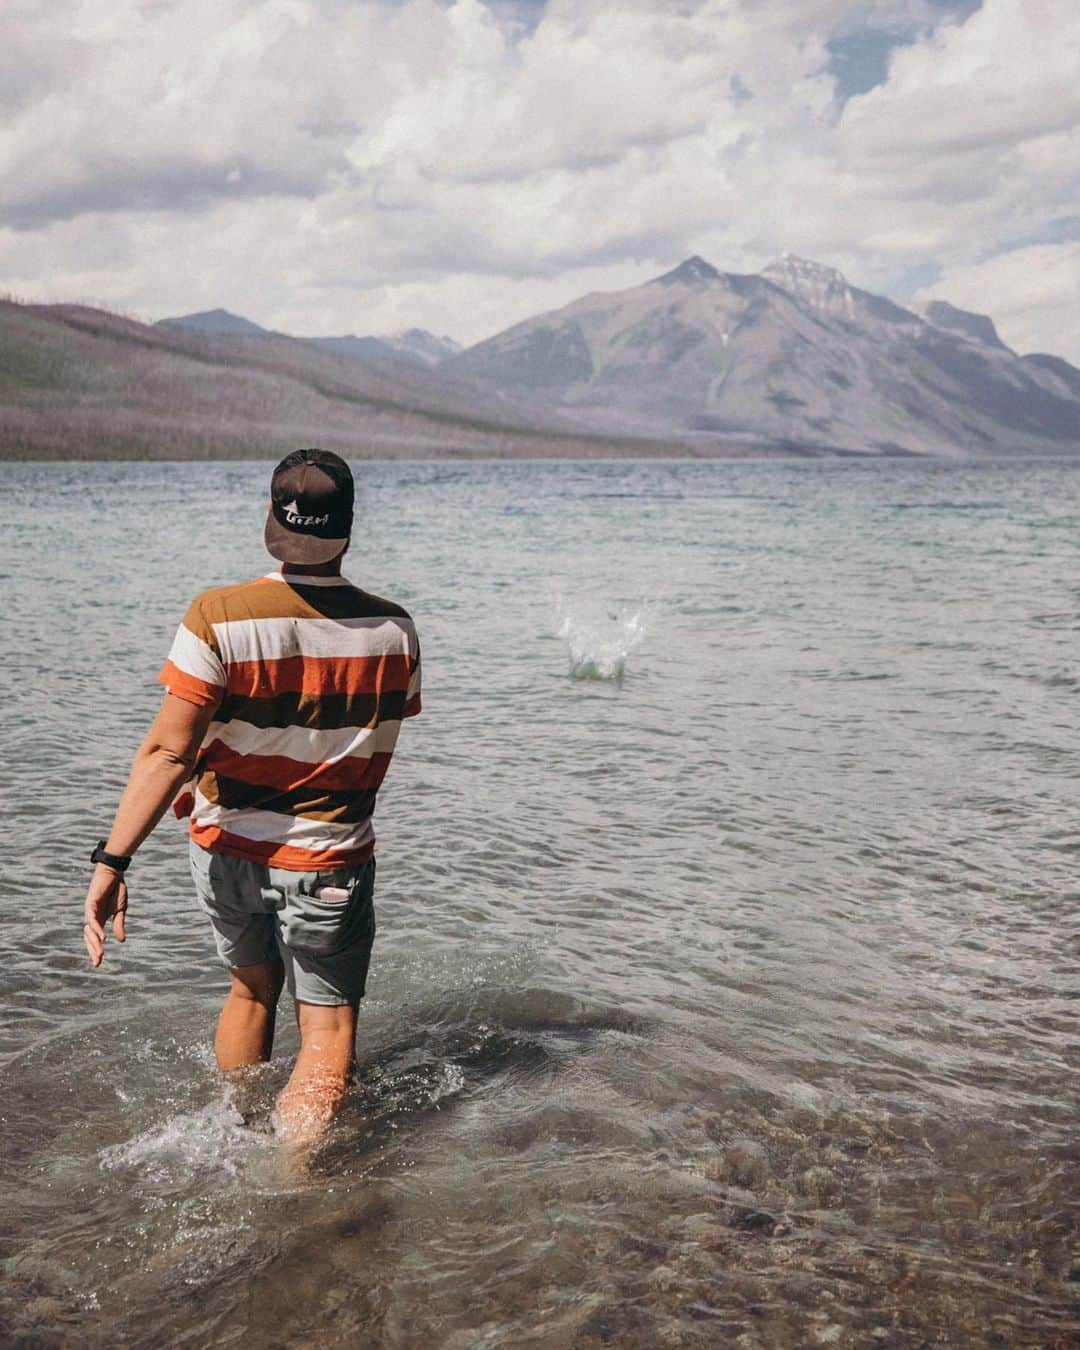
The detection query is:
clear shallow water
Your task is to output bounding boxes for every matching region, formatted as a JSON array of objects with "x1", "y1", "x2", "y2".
[{"x1": 1, "y1": 455, "x2": 1078, "y2": 1348}]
